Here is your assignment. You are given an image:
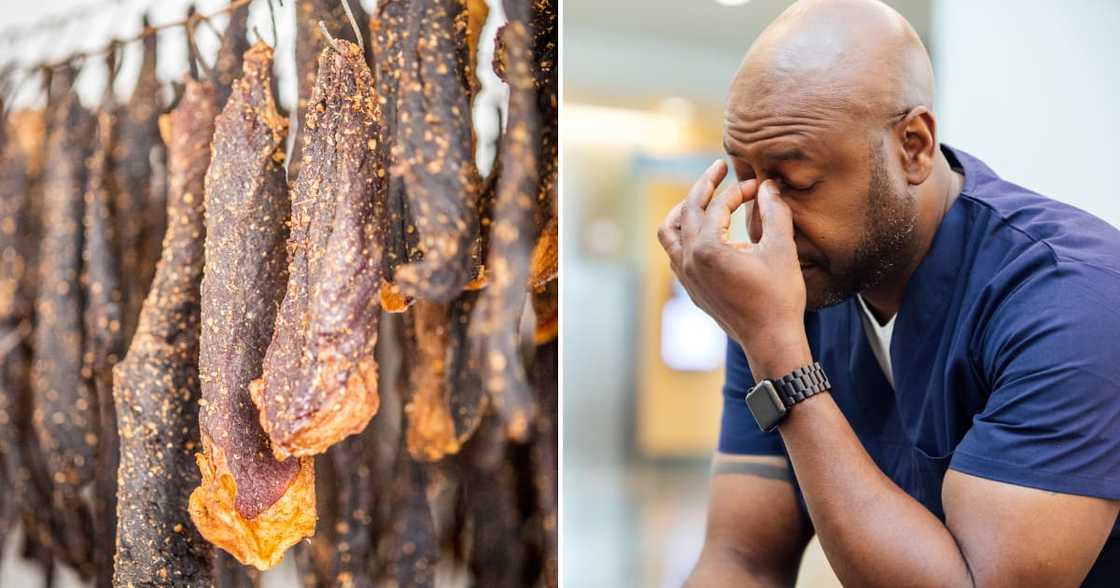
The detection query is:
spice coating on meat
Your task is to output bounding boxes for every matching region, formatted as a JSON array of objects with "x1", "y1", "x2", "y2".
[
  {"x1": 82, "y1": 96, "x2": 127, "y2": 588},
  {"x1": 381, "y1": 451, "x2": 437, "y2": 588},
  {"x1": 213, "y1": 0, "x2": 251, "y2": 108},
  {"x1": 529, "y1": 333, "x2": 558, "y2": 587},
  {"x1": 114, "y1": 24, "x2": 166, "y2": 342},
  {"x1": 31, "y1": 80, "x2": 97, "y2": 576},
  {"x1": 188, "y1": 44, "x2": 315, "y2": 571},
  {"x1": 370, "y1": 0, "x2": 421, "y2": 313},
  {"x1": 250, "y1": 39, "x2": 385, "y2": 460},
  {"x1": 0, "y1": 109, "x2": 64, "y2": 568},
  {"x1": 111, "y1": 78, "x2": 215, "y2": 587},
  {"x1": 291, "y1": 0, "x2": 372, "y2": 181},
  {"x1": 460, "y1": 4, "x2": 542, "y2": 441},
  {"x1": 390, "y1": 0, "x2": 481, "y2": 302}
]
